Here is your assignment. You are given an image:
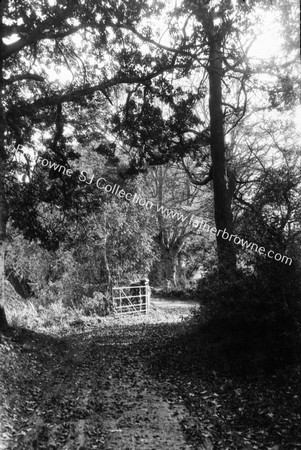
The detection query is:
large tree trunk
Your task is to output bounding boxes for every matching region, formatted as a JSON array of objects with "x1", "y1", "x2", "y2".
[
  {"x1": 154, "y1": 166, "x2": 185, "y2": 289},
  {"x1": 208, "y1": 37, "x2": 236, "y2": 275},
  {"x1": 0, "y1": 3, "x2": 9, "y2": 331},
  {"x1": 0, "y1": 153, "x2": 8, "y2": 332}
]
